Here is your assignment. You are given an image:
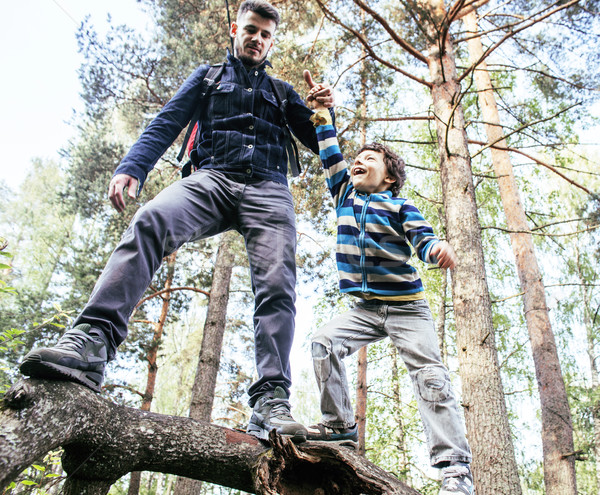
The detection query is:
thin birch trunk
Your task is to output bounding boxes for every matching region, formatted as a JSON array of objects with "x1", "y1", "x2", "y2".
[{"x1": 464, "y1": 11, "x2": 577, "y2": 494}]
